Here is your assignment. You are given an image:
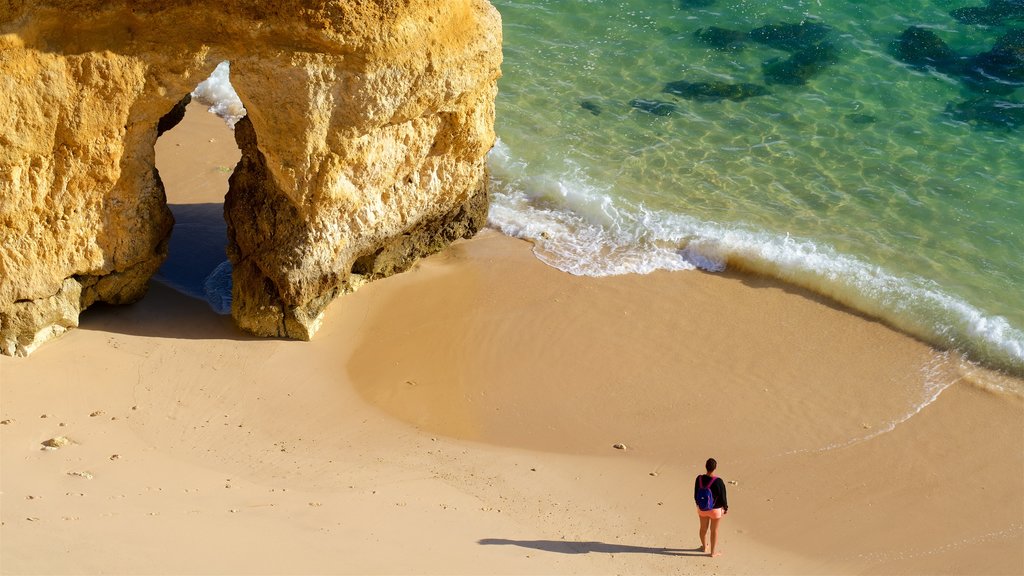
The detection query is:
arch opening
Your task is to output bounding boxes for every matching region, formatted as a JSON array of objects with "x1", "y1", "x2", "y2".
[{"x1": 153, "y1": 62, "x2": 246, "y2": 316}]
